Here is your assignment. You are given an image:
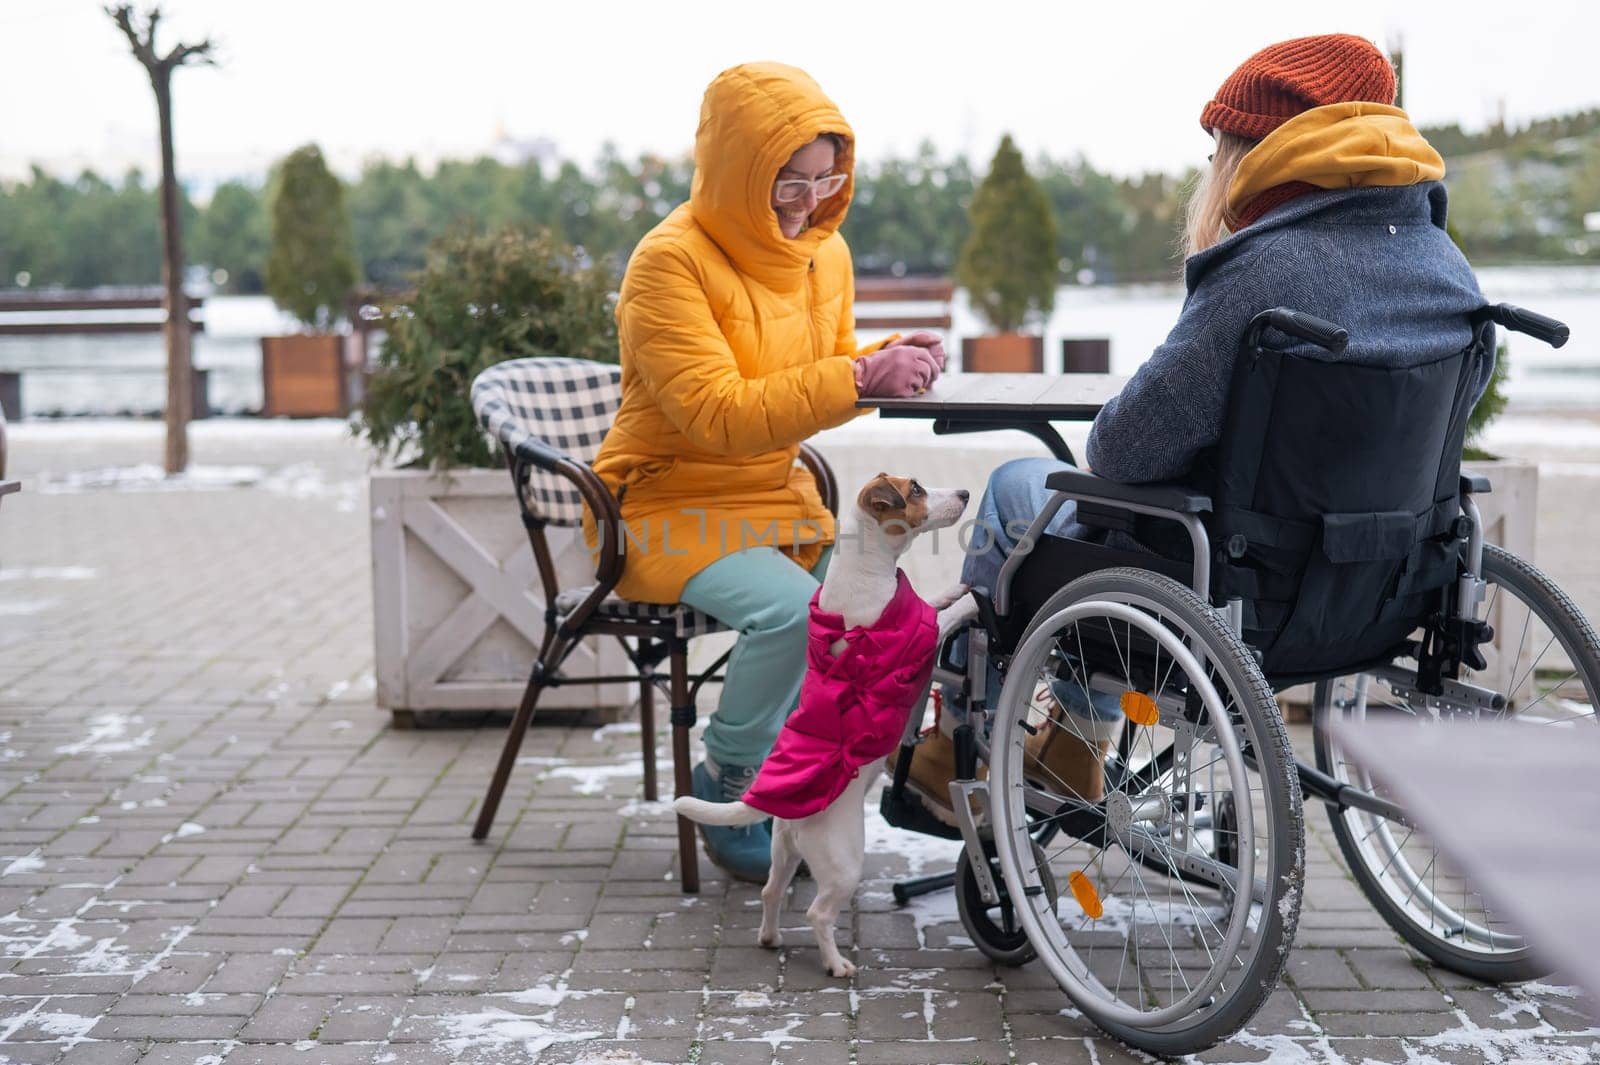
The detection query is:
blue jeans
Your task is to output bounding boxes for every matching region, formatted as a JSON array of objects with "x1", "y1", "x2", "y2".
[
  {"x1": 679, "y1": 545, "x2": 832, "y2": 768},
  {"x1": 943, "y1": 457, "x2": 1122, "y2": 725}
]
